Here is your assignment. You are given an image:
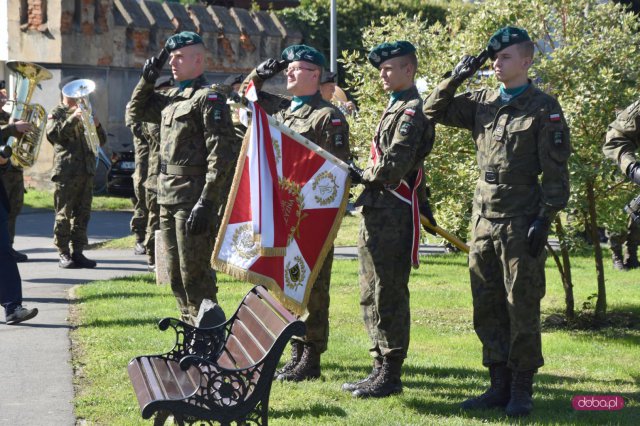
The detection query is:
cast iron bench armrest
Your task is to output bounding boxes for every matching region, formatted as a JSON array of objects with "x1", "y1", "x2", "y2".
[{"x1": 156, "y1": 317, "x2": 229, "y2": 362}]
